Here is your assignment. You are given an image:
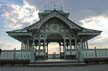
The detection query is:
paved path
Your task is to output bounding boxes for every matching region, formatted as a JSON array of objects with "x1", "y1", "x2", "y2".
[{"x1": 0, "y1": 64, "x2": 108, "y2": 71}]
